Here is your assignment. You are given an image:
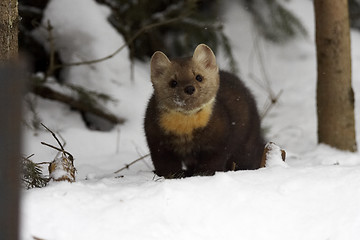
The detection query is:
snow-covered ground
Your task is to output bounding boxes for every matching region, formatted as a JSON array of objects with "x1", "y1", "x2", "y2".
[{"x1": 21, "y1": 0, "x2": 360, "y2": 239}]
